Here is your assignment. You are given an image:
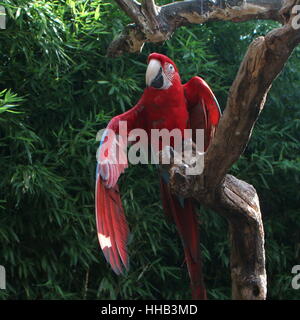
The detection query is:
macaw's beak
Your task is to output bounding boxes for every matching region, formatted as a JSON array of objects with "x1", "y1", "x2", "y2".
[{"x1": 146, "y1": 59, "x2": 164, "y2": 89}]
